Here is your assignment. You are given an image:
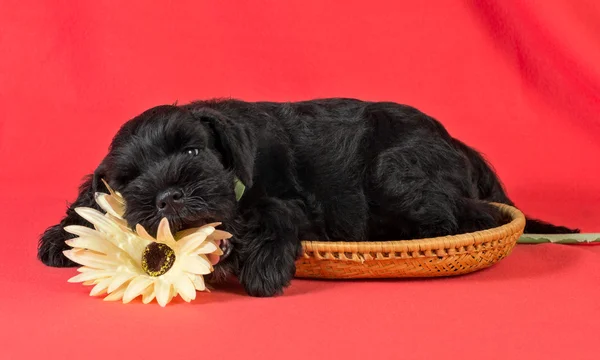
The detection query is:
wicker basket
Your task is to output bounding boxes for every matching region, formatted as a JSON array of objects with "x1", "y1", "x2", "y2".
[{"x1": 295, "y1": 203, "x2": 525, "y2": 279}]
